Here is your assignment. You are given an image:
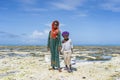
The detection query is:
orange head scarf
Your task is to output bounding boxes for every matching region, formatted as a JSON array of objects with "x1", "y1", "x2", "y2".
[{"x1": 51, "y1": 20, "x2": 59, "y2": 39}]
